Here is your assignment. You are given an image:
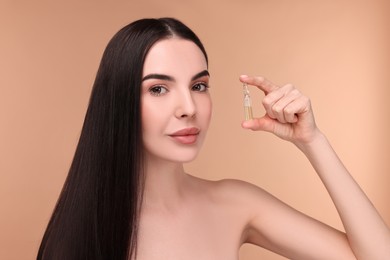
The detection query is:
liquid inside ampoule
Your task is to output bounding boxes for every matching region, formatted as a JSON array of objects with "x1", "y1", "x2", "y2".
[{"x1": 243, "y1": 83, "x2": 253, "y2": 120}]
